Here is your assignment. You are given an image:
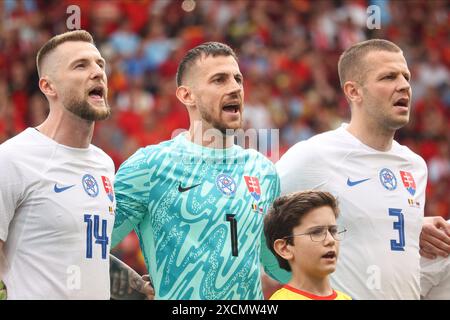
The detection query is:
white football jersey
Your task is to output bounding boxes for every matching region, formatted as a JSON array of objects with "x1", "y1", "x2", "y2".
[
  {"x1": 420, "y1": 220, "x2": 450, "y2": 300},
  {"x1": 0, "y1": 128, "x2": 116, "y2": 299},
  {"x1": 276, "y1": 124, "x2": 427, "y2": 300}
]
